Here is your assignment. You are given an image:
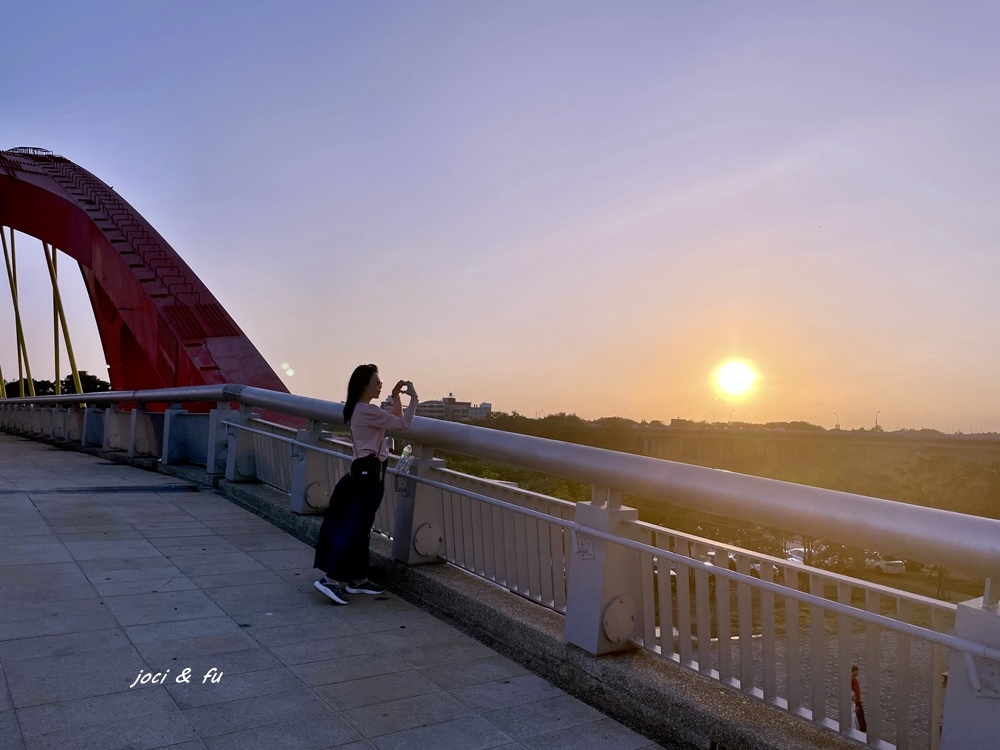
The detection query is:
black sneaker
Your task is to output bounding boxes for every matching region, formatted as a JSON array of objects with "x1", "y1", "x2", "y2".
[
  {"x1": 314, "y1": 579, "x2": 349, "y2": 605},
  {"x1": 346, "y1": 579, "x2": 384, "y2": 595}
]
